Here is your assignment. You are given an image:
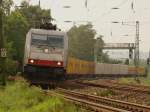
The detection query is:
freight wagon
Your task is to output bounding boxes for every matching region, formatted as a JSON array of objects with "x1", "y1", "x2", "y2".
[
  {"x1": 67, "y1": 57, "x2": 145, "y2": 77},
  {"x1": 67, "y1": 57, "x2": 95, "y2": 75}
]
